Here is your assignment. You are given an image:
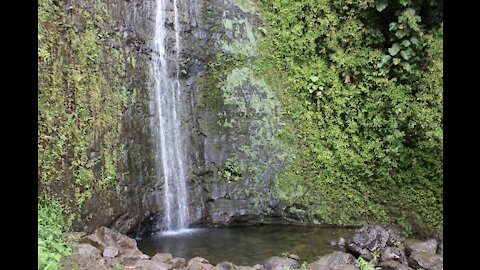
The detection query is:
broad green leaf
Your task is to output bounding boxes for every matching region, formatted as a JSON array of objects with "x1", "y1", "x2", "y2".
[
  {"x1": 43, "y1": 261, "x2": 55, "y2": 270},
  {"x1": 376, "y1": 0, "x2": 388, "y2": 11},
  {"x1": 400, "y1": 50, "x2": 411, "y2": 60},
  {"x1": 401, "y1": 40, "x2": 411, "y2": 47},
  {"x1": 406, "y1": 48, "x2": 415, "y2": 56},
  {"x1": 399, "y1": 0, "x2": 411, "y2": 6},
  {"x1": 310, "y1": 75, "x2": 319, "y2": 82},
  {"x1": 393, "y1": 58, "x2": 401, "y2": 65},
  {"x1": 410, "y1": 36, "x2": 420, "y2": 46},
  {"x1": 389, "y1": 22, "x2": 398, "y2": 31},
  {"x1": 381, "y1": 55, "x2": 392, "y2": 63},
  {"x1": 395, "y1": 30, "x2": 407, "y2": 38},
  {"x1": 402, "y1": 62, "x2": 412, "y2": 72},
  {"x1": 388, "y1": 44, "x2": 401, "y2": 56}
]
